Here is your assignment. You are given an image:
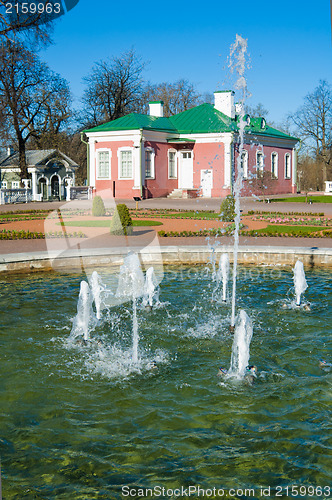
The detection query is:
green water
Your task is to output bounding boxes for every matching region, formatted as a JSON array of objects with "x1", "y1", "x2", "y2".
[{"x1": 0, "y1": 266, "x2": 331, "y2": 499}]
